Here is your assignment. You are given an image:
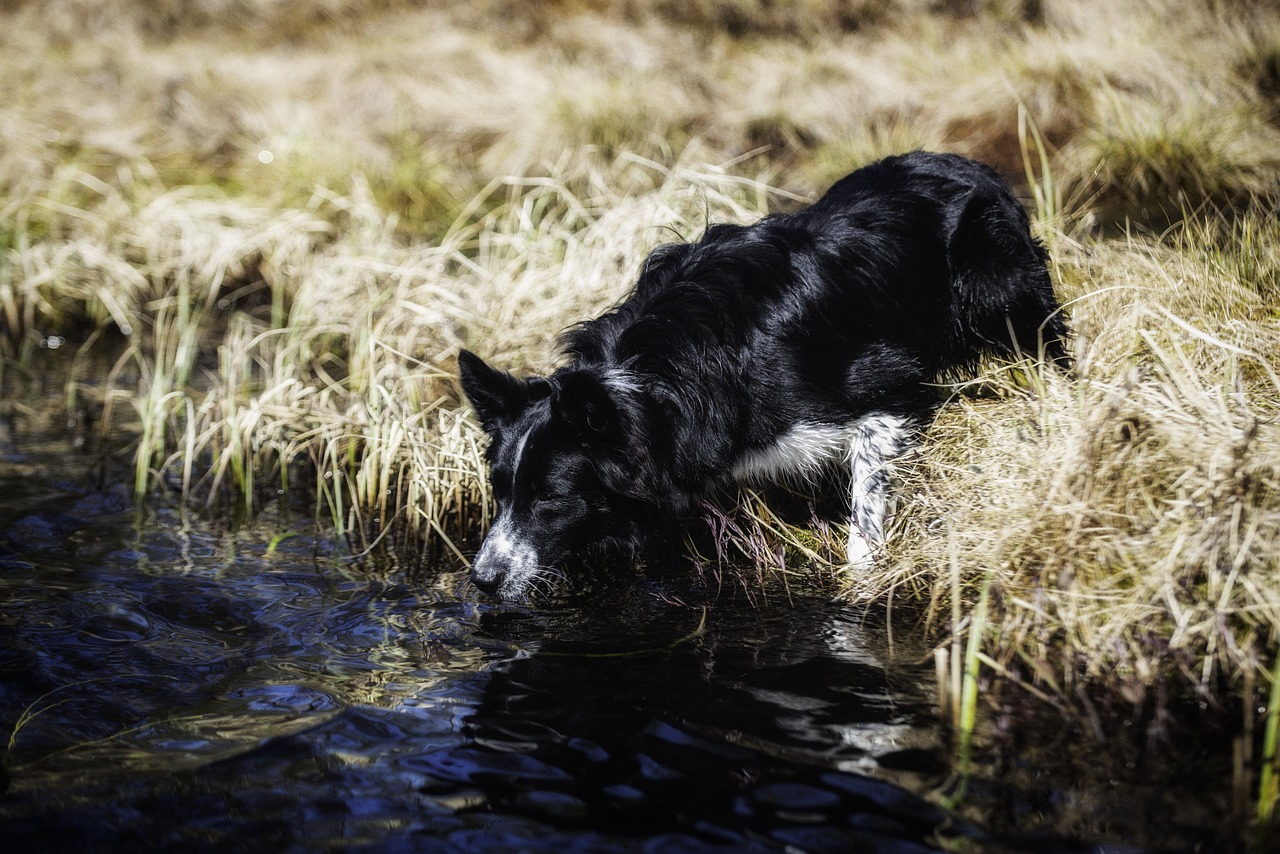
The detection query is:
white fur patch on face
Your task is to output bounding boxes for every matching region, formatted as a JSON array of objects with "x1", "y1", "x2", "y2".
[
  {"x1": 471, "y1": 514, "x2": 541, "y2": 598},
  {"x1": 508, "y1": 424, "x2": 535, "y2": 482},
  {"x1": 601, "y1": 366, "x2": 643, "y2": 398}
]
